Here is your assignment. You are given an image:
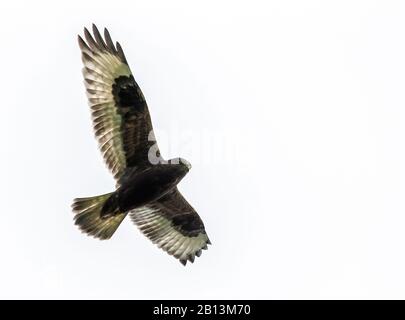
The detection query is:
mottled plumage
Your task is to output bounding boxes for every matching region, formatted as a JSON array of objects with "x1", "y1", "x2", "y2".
[{"x1": 72, "y1": 25, "x2": 210, "y2": 265}]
